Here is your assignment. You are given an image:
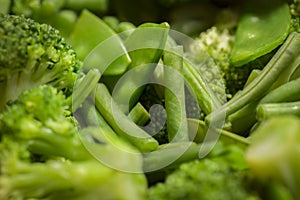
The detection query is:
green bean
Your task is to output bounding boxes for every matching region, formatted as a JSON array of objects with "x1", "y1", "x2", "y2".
[
  {"x1": 230, "y1": 0, "x2": 291, "y2": 66},
  {"x1": 128, "y1": 102, "x2": 150, "y2": 126},
  {"x1": 257, "y1": 101, "x2": 300, "y2": 121},
  {"x1": 243, "y1": 69, "x2": 261, "y2": 88},
  {"x1": 144, "y1": 118, "x2": 250, "y2": 172},
  {"x1": 228, "y1": 77, "x2": 300, "y2": 135},
  {"x1": 72, "y1": 69, "x2": 100, "y2": 112},
  {"x1": 260, "y1": 77, "x2": 300, "y2": 103},
  {"x1": 95, "y1": 83, "x2": 159, "y2": 152},
  {"x1": 182, "y1": 58, "x2": 222, "y2": 115},
  {"x1": 187, "y1": 118, "x2": 250, "y2": 146},
  {"x1": 227, "y1": 101, "x2": 259, "y2": 136},
  {"x1": 163, "y1": 46, "x2": 189, "y2": 142}
]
